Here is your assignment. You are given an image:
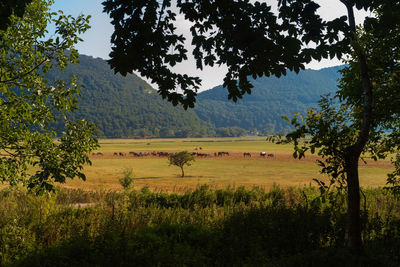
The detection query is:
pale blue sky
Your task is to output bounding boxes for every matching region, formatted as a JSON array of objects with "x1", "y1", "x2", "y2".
[
  {"x1": 49, "y1": 0, "x2": 370, "y2": 91},
  {"x1": 51, "y1": 0, "x2": 113, "y2": 60}
]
